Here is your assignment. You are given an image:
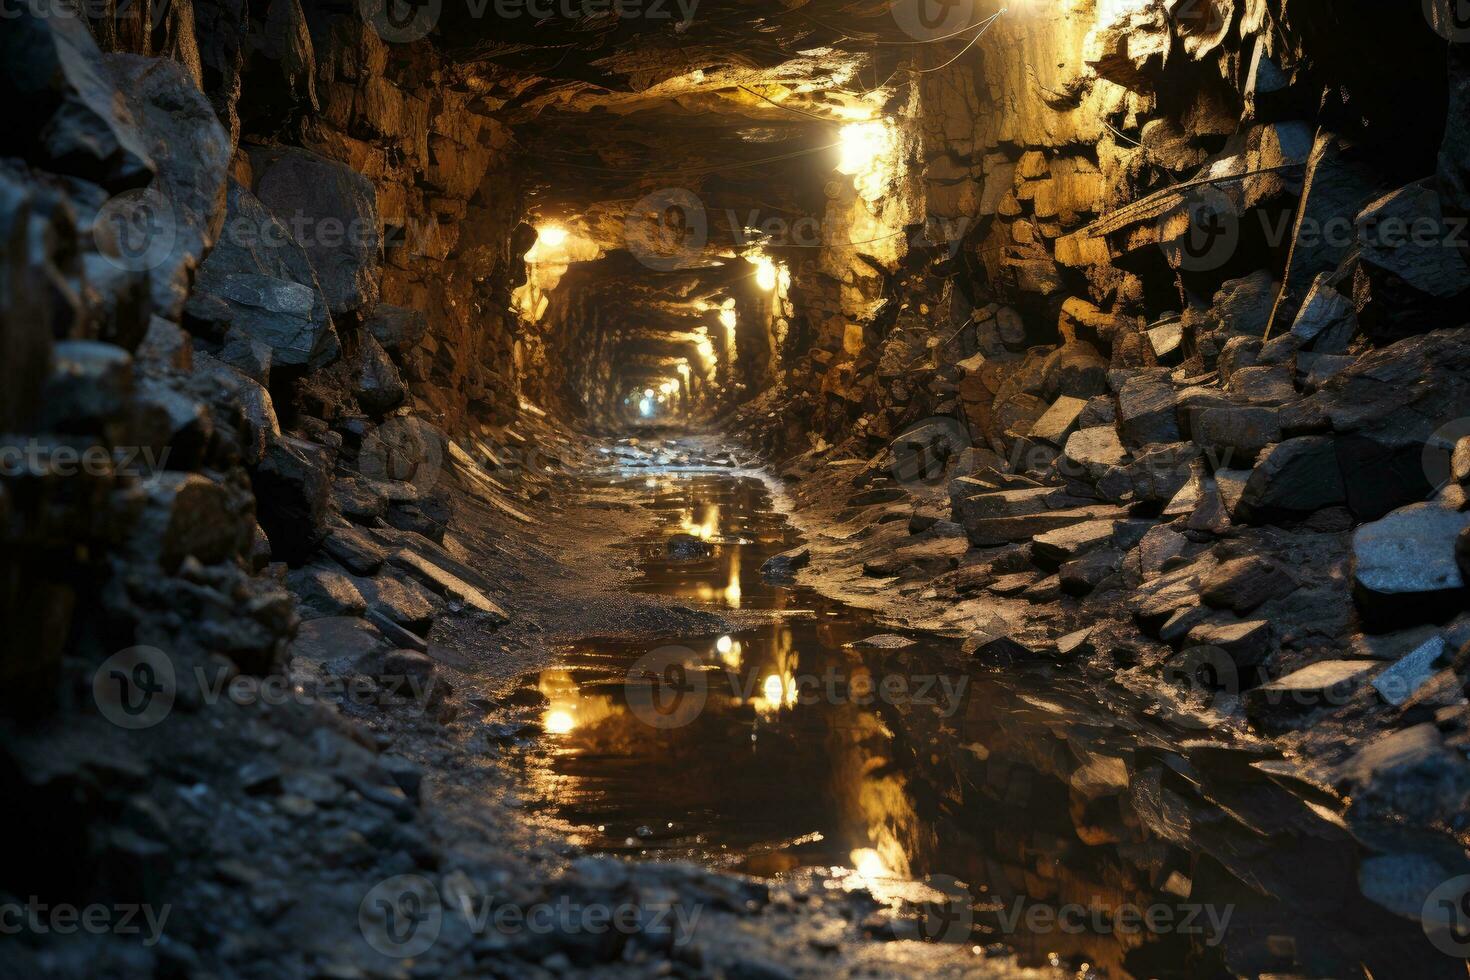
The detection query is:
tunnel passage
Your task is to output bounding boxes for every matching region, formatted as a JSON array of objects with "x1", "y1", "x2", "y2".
[{"x1": 6, "y1": 0, "x2": 1470, "y2": 975}]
